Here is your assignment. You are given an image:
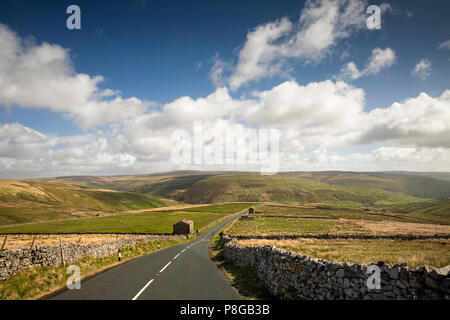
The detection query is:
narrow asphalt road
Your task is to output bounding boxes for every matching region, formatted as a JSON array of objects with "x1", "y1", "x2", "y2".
[{"x1": 49, "y1": 208, "x2": 255, "y2": 300}]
